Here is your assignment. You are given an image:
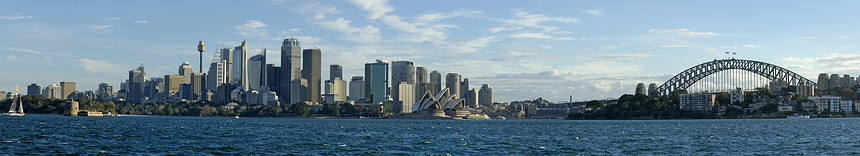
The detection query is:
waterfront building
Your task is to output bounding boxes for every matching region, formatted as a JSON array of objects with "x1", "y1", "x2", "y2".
[
  {"x1": 280, "y1": 38, "x2": 301, "y2": 104},
  {"x1": 179, "y1": 83, "x2": 192, "y2": 100},
  {"x1": 679, "y1": 93, "x2": 715, "y2": 111},
  {"x1": 391, "y1": 61, "x2": 415, "y2": 107},
  {"x1": 395, "y1": 82, "x2": 415, "y2": 114},
  {"x1": 429, "y1": 70, "x2": 442, "y2": 95},
  {"x1": 445, "y1": 73, "x2": 461, "y2": 99},
  {"x1": 42, "y1": 84, "x2": 61, "y2": 99},
  {"x1": 302, "y1": 48, "x2": 322, "y2": 104},
  {"x1": 348, "y1": 76, "x2": 365, "y2": 102},
  {"x1": 324, "y1": 78, "x2": 347, "y2": 103},
  {"x1": 365, "y1": 59, "x2": 389, "y2": 105},
  {"x1": 730, "y1": 87, "x2": 744, "y2": 105},
  {"x1": 809, "y1": 96, "x2": 844, "y2": 114},
  {"x1": 27, "y1": 83, "x2": 40, "y2": 96},
  {"x1": 179, "y1": 62, "x2": 193, "y2": 84},
  {"x1": 330, "y1": 64, "x2": 342, "y2": 80},
  {"x1": 60, "y1": 81, "x2": 76, "y2": 100},
  {"x1": 290, "y1": 78, "x2": 308, "y2": 104},
  {"x1": 479, "y1": 84, "x2": 494, "y2": 106},
  {"x1": 96, "y1": 83, "x2": 113, "y2": 100},
  {"x1": 249, "y1": 50, "x2": 267, "y2": 91},
  {"x1": 635, "y1": 83, "x2": 646, "y2": 95},
  {"x1": 416, "y1": 67, "x2": 427, "y2": 85}
]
